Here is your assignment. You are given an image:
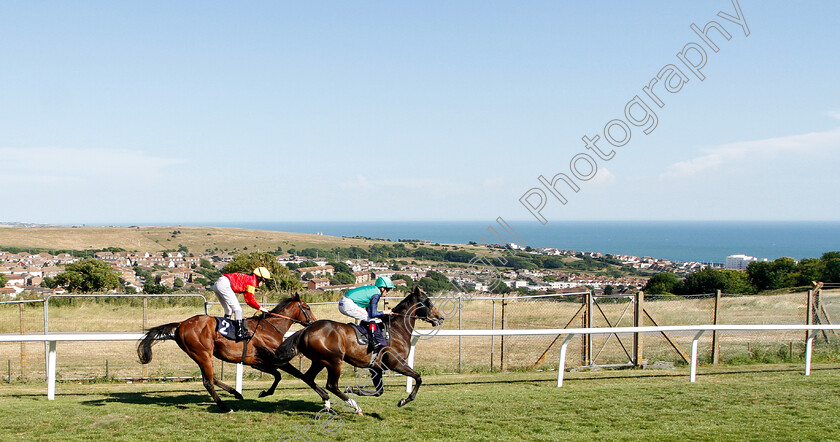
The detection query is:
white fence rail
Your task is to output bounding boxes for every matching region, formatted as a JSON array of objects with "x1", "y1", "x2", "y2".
[
  {"x1": 404, "y1": 324, "x2": 840, "y2": 392},
  {"x1": 3, "y1": 324, "x2": 840, "y2": 400}
]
